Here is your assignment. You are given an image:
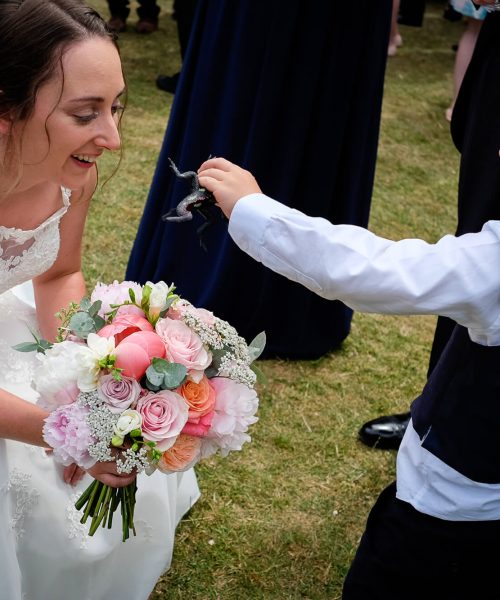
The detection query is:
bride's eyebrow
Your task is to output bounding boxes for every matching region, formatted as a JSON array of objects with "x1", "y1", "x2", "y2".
[{"x1": 65, "y1": 89, "x2": 127, "y2": 104}]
